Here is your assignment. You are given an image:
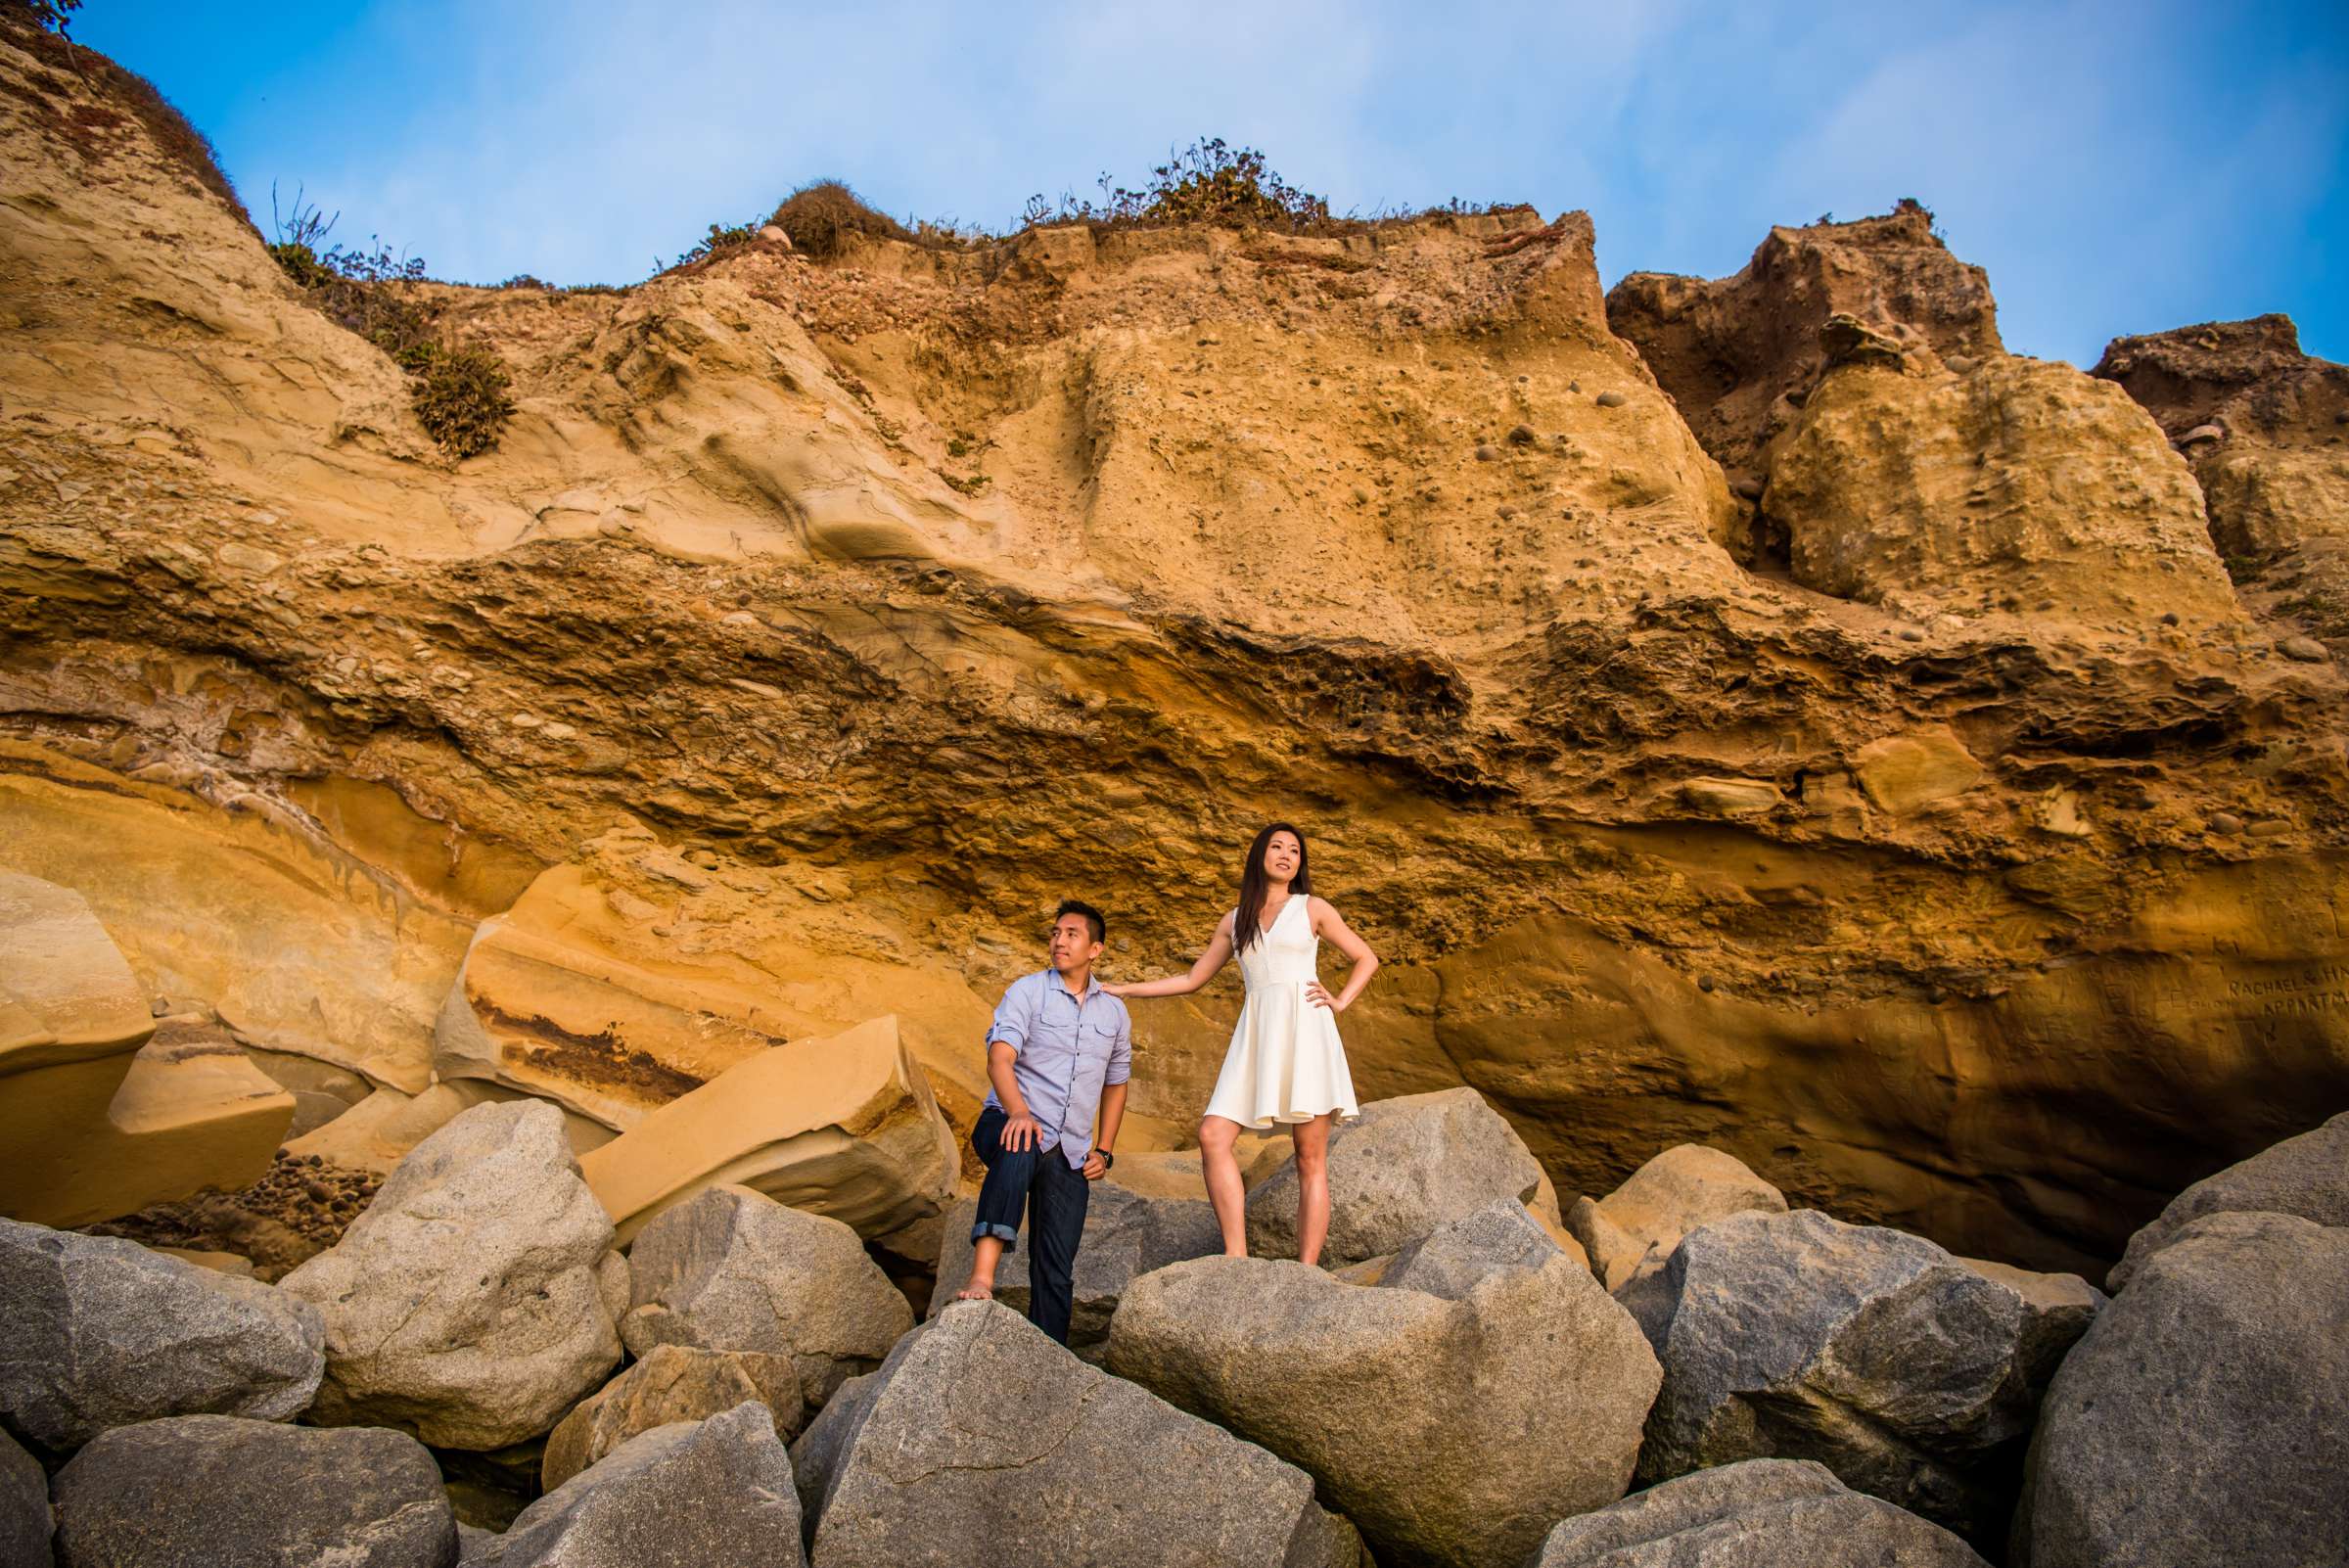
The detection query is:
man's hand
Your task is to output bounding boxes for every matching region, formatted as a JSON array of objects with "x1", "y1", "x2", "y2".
[
  {"x1": 999, "y1": 1111, "x2": 1044, "y2": 1152},
  {"x1": 1082, "y1": 1149, "x2": 1110, "y2": 1180}
]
